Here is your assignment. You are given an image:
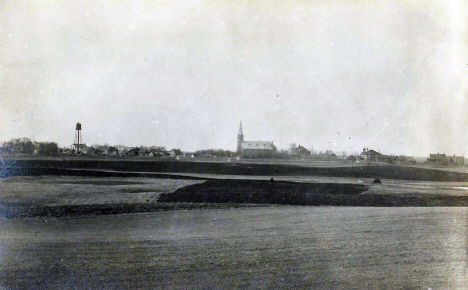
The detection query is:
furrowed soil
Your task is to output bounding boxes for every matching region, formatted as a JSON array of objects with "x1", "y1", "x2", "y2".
[{"x1": 0, "y1": 207, "x2": 466, "y2": 289}]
